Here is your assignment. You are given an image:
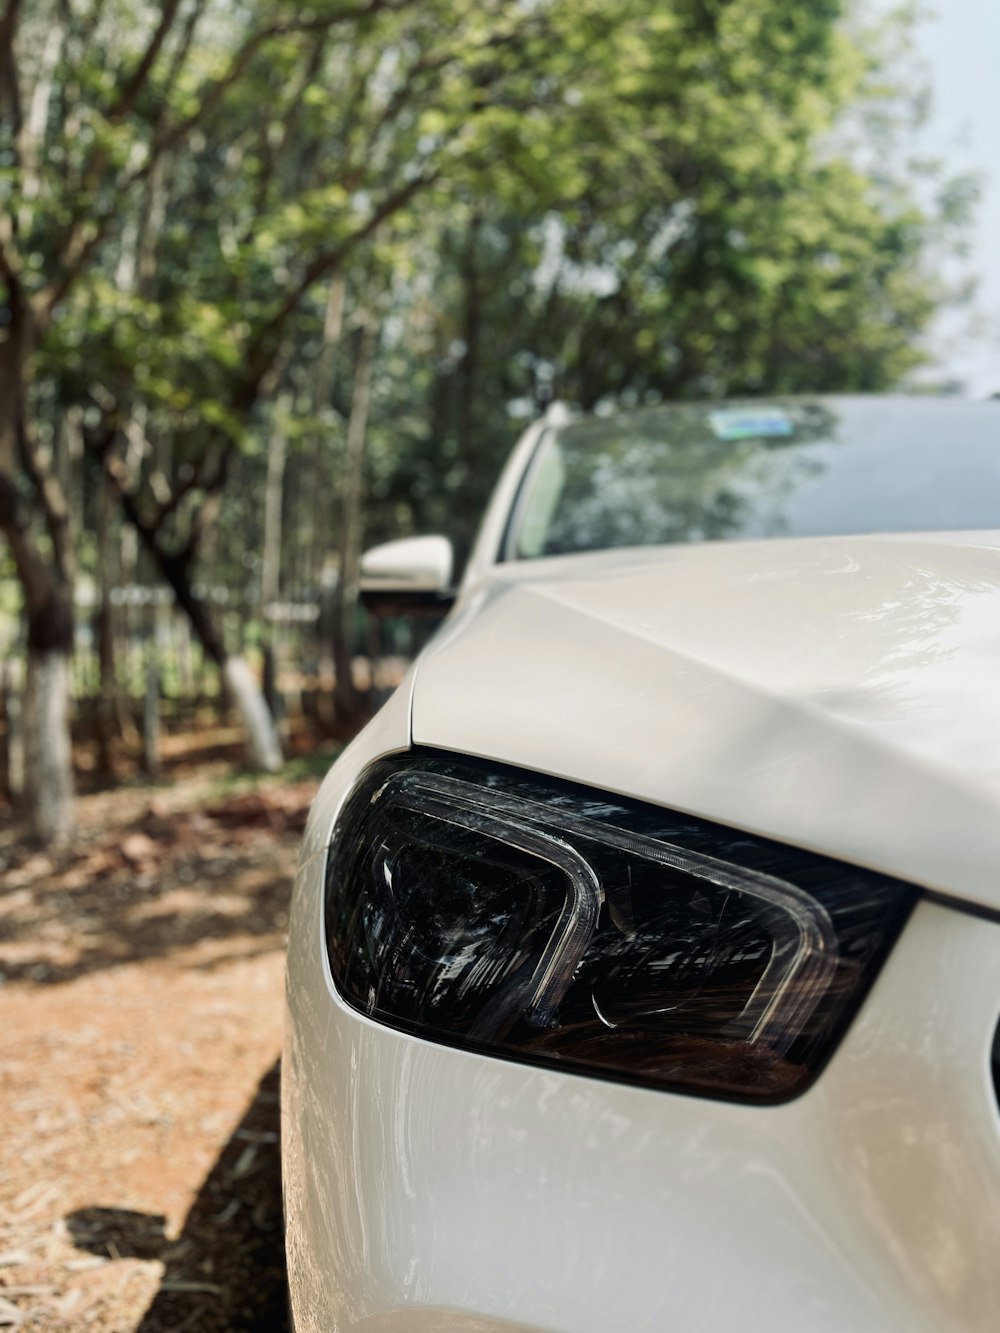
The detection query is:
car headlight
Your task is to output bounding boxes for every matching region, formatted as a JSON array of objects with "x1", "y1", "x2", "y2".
[{"x1": 324, "y1": 754, "x2": 915, "y2": 1102}]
